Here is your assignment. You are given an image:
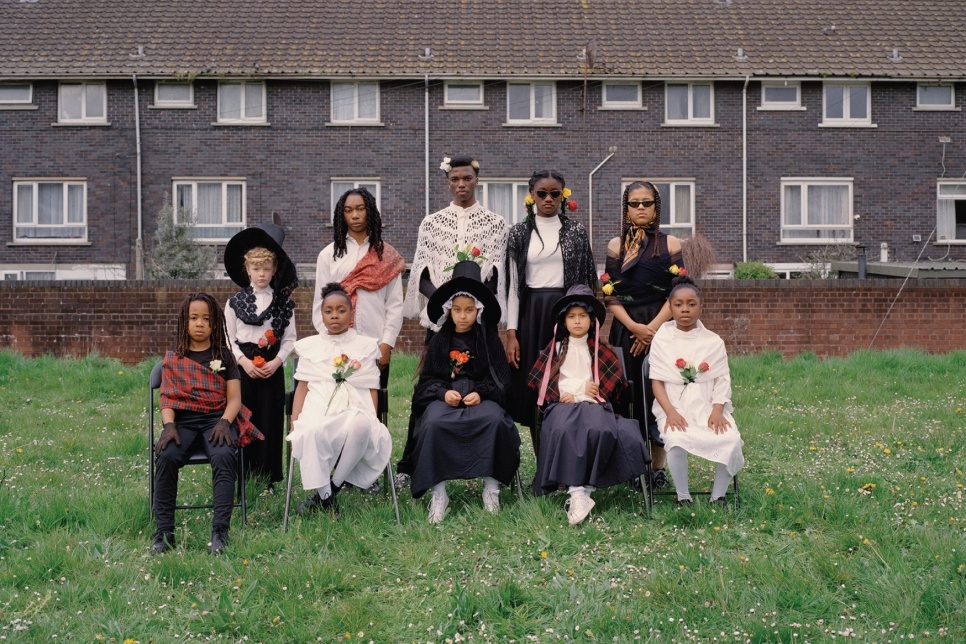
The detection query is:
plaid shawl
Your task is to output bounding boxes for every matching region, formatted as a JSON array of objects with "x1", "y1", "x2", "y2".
[
  {"x1": 341, "y1": 242, "x2": 406, "y2": 327},
  {"x1": 160, "y1": 351, "x2": 263, "y2": 448},
  {"x1": 527, "y1": 337, "x2": 626, "y2": 405}
]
